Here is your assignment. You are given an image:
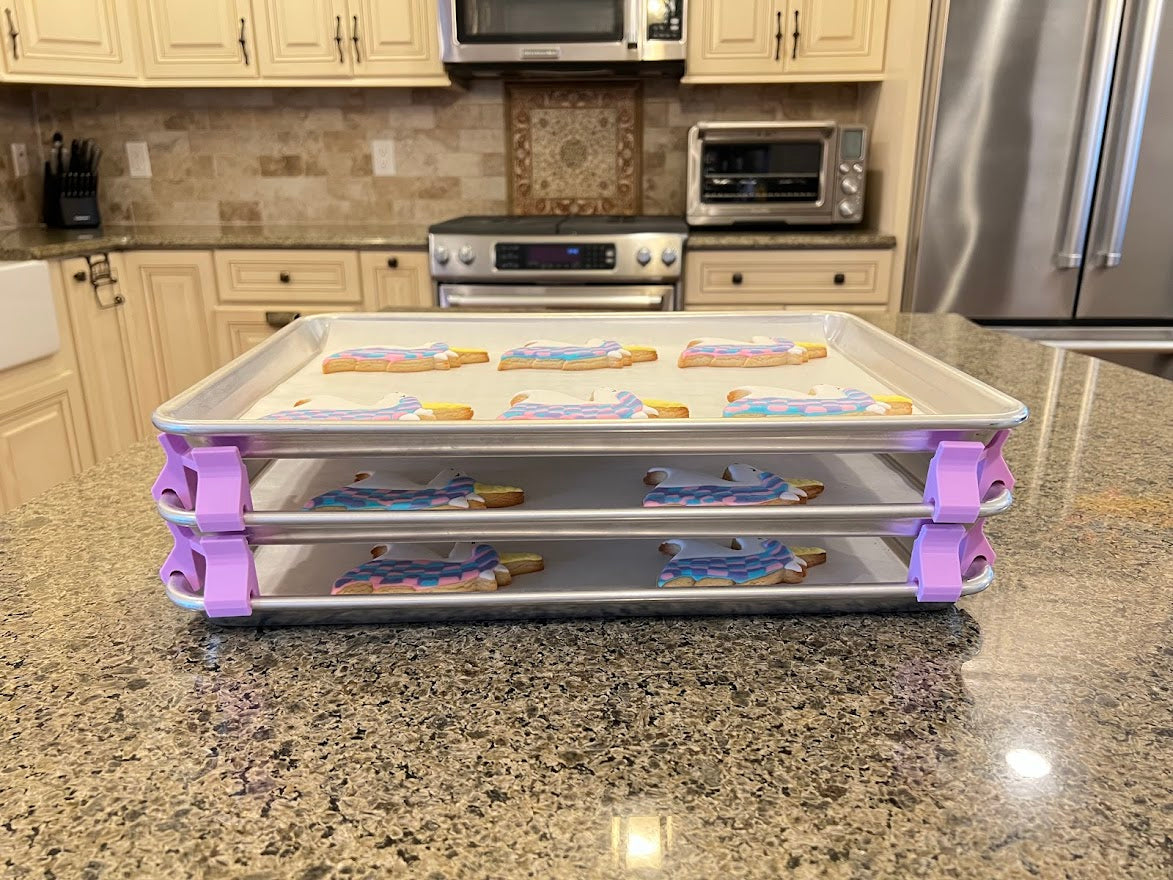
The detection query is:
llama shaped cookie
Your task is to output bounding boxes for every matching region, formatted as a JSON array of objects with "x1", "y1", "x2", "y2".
[
  {"x1": 498, "y1": 339, "x2": 657, "y2": 371},
  {"x1": 677, "y1": 336, "x2": 828, "y2": 368},
  {"x1": 656, "y1": 538, "x2": 827, "y2": 588},
  {"x1": 331, "y1": 542, "x2": 544, "y2": 594},
  {"x1": 499, "y1": 388, "x2": 689, "y2": 420},
  {"x1": 643, "y1": 464, "x2": 824, "y2": 507},
  {"x1": 305, "y1": 468, "x2": 524, "y2": 511},
  {"x1": 260, "y1": 393, "x2": 473, "y2": 422},
  {"x1": 723, "y1": 384, "x2": 913, "y2": 418},
  {"x1": 322, "y1": 342, "x2": 489, "y2": 373}
]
